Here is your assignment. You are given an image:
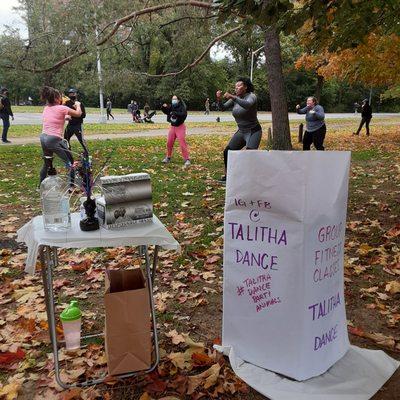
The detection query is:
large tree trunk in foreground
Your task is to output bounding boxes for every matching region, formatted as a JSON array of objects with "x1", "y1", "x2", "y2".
[
  {"x1": 316, "y1": 74, "x2": 324, "y2": 102},
  {"x1": 264, "y1": 26, "x2": 292, "y2": 150}
]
